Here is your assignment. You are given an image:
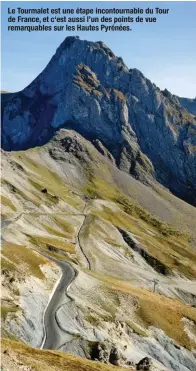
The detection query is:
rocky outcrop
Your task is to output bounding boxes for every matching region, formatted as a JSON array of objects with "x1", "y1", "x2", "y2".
[
  {"x1": 176, "y1": 97, "x2": 196, "y2": 116},
  {"x1": 90, "y1": 342, "x2": 110, "y2": 363},
  {"x1": 118, "y1": 228, "x2": 171, "y2": 276},
  {"x1": 90, "y1": 342, "x2": 123, "y2": 367},
  {"x1": 136, "y1": 357, "x2": 152, "y2": 370},
  {"x1": 109, "y1": 345, "x2": 121, "y2": 366},
  {"x1": 1, "y1": 36, "x2": 196, "y2": 205}
]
